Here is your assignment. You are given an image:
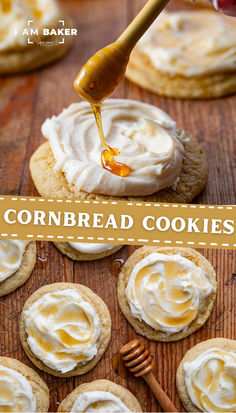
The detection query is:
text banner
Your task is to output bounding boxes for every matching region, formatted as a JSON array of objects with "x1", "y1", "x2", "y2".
[{"x1": 0, "y1": 196, "x2": 235, "y2": 250}]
